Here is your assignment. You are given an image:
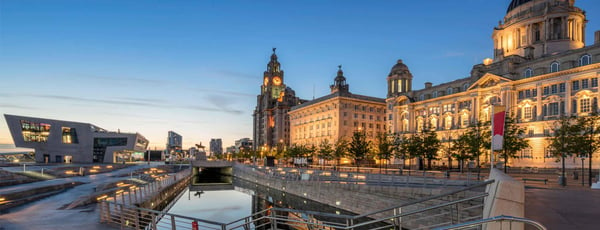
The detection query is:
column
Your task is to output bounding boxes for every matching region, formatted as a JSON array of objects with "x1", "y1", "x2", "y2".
[
  {"x1": 565, "y1": 80, "x2": 572, "y2": 116},
  {"x1": 536, "y1": 83, "x2": 543, "y2": 120}
]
